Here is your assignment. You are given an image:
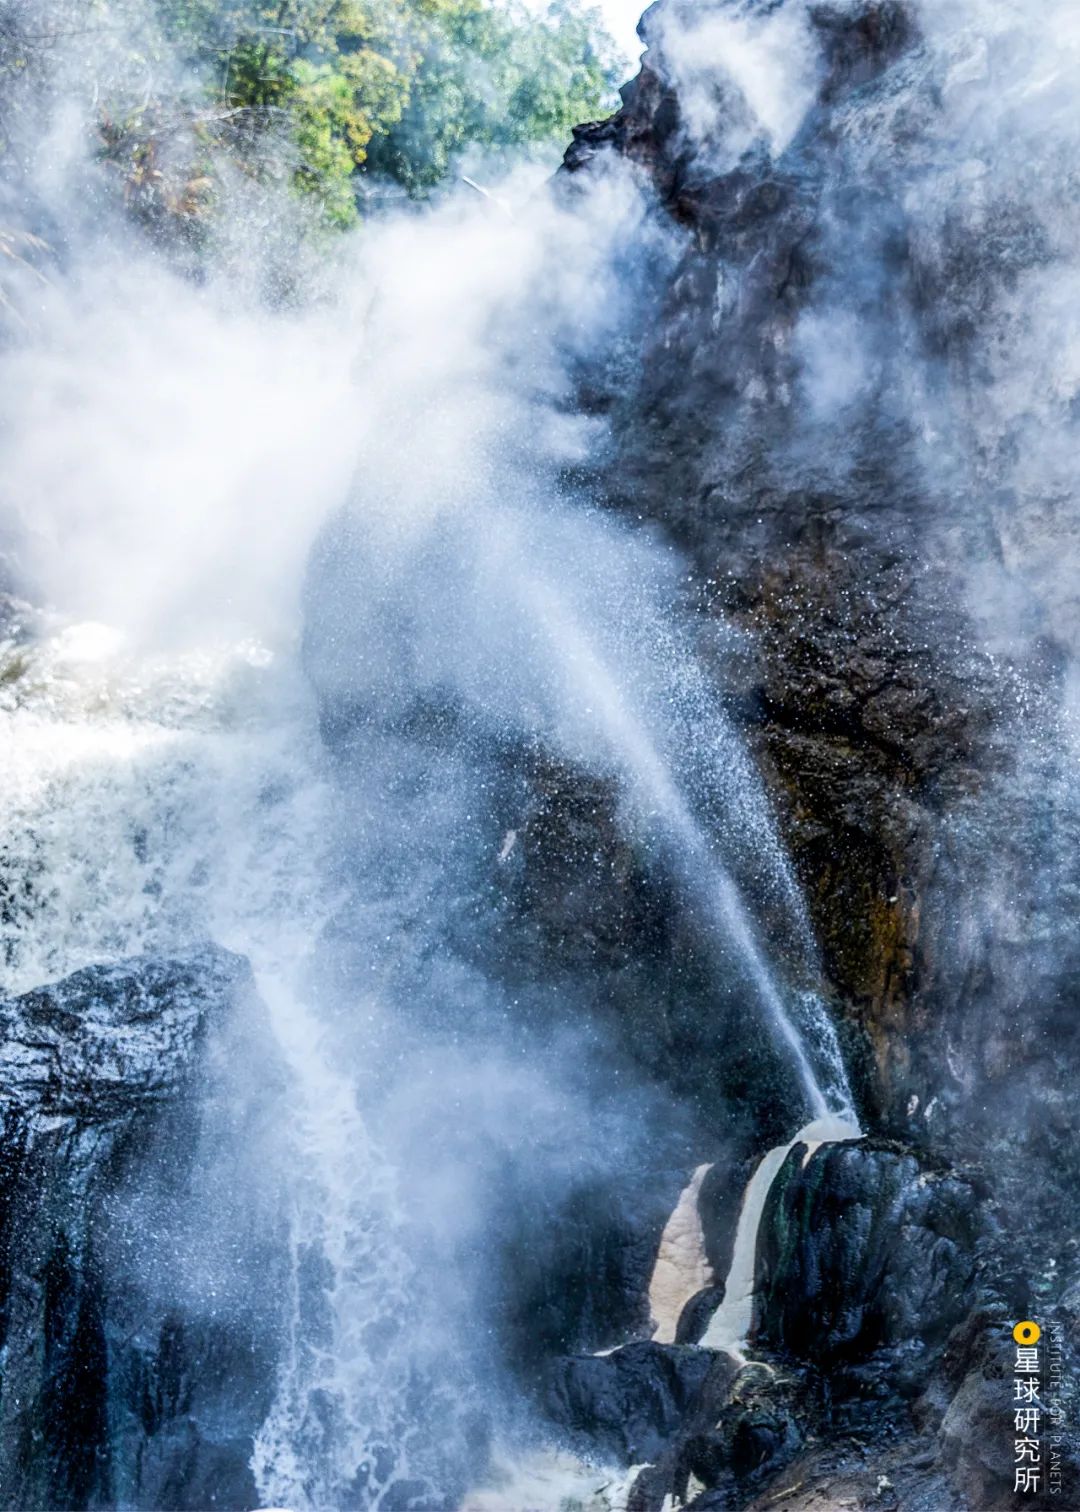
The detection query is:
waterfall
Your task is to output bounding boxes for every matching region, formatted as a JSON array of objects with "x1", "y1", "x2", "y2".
[
  {"x1": 2, "y1": 535, "x2": 857, "y2": 1506},
  {"x1": 1, "y1": 514, "x2": 856, "y2": 1510},
  {"x1": 0, "y1": 620, "x2": 430, "y2": 1508},
  {"x1": 514, "y1": 571, "x2": 861, "y2": 1367},
  {"x1": 646, "y1": 1115, "x2": 862, "y2": 1361},
  {"x1": 312, "y1": 501, "x2": 855, "y2": 1129},
  {"x1": 649, "y1": 1165, "x2": 713, "y2": 1345},
  {"x1": 1, "y1": 89, "x2": 858, "y2": 1502},
  {"x1": 9, "y1": 0, "x2": 1080, "y2": 1505},
  {"x1": 519, "y1": 573, "x2": 845, "y2": 1125}
]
